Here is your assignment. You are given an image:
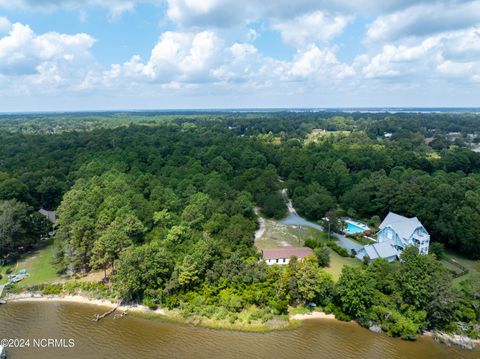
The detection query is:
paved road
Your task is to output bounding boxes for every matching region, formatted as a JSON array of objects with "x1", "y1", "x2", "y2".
[{"x1": 280, "y1": 194, "x2": 362, "y2": 253}]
